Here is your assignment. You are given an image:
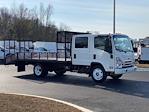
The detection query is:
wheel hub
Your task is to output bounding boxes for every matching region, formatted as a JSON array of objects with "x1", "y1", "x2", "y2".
[
  {"x1": 93, "y1": 68, "x2": 103, "y2": 81},
  {"x1": 35, "y1": 65, "x2": 42, "y2": 76}
]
